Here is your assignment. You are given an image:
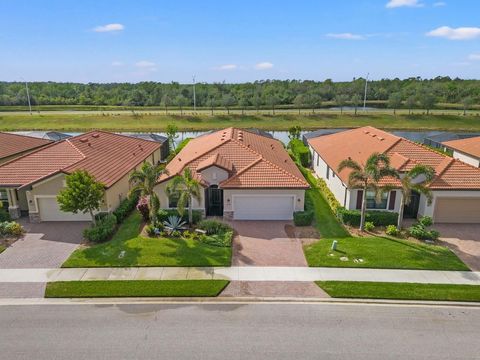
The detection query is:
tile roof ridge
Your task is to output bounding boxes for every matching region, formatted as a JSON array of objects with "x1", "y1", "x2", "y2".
[
  {"x1": 435, "y1": 157, "x2": 455, "y2": 177},
  {"x1": 65, "y1": 138, "x2": 86, "y2": 159},
  {"x1": 219, "y1": 157, "x2": 262, "y2": 187}
]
